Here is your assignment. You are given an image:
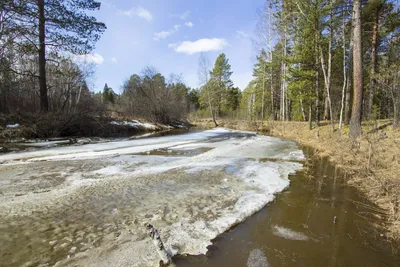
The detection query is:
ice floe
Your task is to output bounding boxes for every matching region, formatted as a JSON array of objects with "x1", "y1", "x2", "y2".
[
  {"x1": 110, "y1": 120, "x2": 157, "y2": 130},
  {"x1": 0, "y1": 128, "x2": 305, "y2": 267},
  {"x1": 247, "y1": 248, "x2": 270, "y2": 267},
  {"x1": 272, "y1": 225, "x2": 309, "y2": 241},
  {"x1": 5, "y1": 123, "x2": 20, "y2": 128}
]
